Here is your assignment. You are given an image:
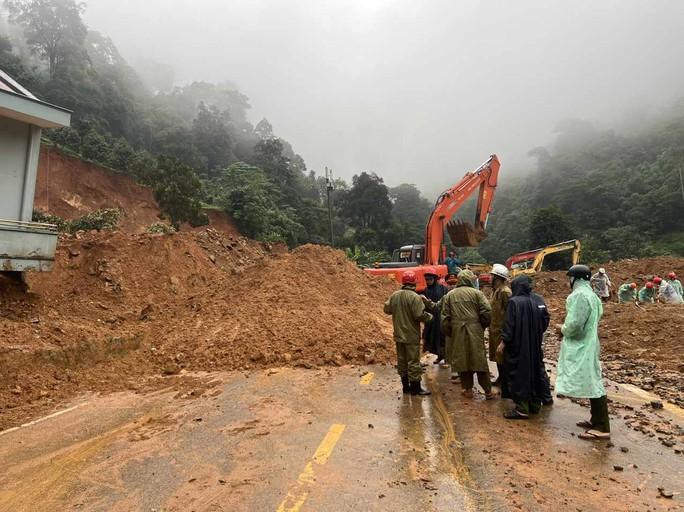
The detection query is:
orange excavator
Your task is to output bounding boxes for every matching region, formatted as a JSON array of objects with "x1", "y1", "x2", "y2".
[{"x1": 365, "y1": 154, "x2": 501, "y2": 290}]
